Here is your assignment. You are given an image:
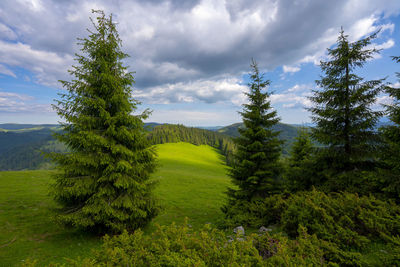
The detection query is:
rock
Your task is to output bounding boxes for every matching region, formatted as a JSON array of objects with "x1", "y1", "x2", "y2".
[
  {"x1": 258, "y1": 226, "x2": 272, "y2": 233},
  {"x1": 233, "y1": 226, "x2": 245, "y2": 235}
]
